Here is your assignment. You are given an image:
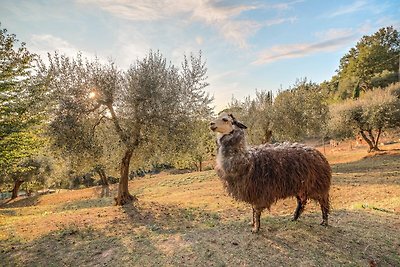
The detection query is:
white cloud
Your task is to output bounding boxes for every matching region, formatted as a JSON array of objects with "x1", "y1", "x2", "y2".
[
  {"x1": 314, "y1": 28, "x2": 354, "y2": 40},
  {"x1": 326, "y1": 1, "x2": 367, "y2": 18},
  {"x1": 263, "y1": 0, "x2": 304, "y2": 11},
  {"x1": 264, "y1": 17, "x2": 297, "y2": 26},
  {"x1": 77, "y1": 0, "x2": 272, "y2": 48},
  {"x1": 253, "y1": 33, "x2": 357, "y2": 65},
  {"x1": 29, "y1": 34, "x2": 105, "y2": 64},
  {"x1": 375, "y1": 16, "x2": 400, "y2": 29},
  {"x1": 111, "y1": 27, "x2": 152, "y2": 68},
  {"x1": 30, "y1": 34, "x2": 82, "y2": 57}
]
